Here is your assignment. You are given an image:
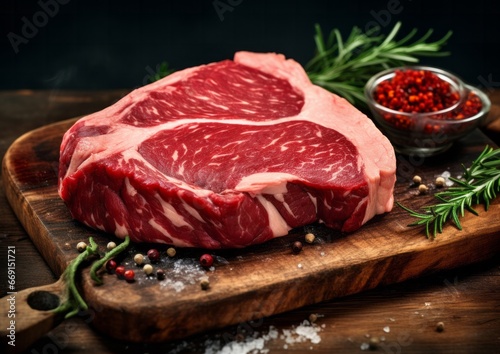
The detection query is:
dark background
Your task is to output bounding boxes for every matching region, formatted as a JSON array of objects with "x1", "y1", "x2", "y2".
[{"x1": 1, "y1": 0, "x2": 499, "y2": 90}]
